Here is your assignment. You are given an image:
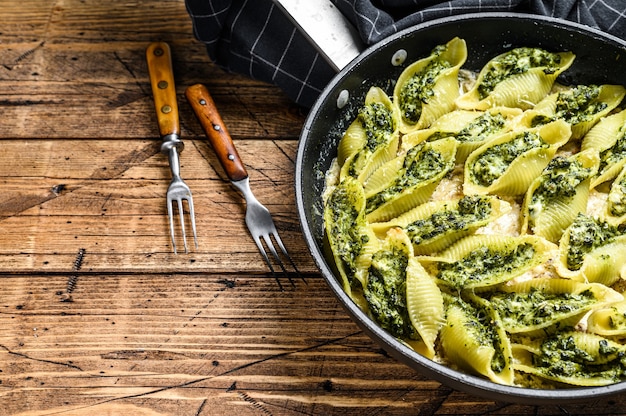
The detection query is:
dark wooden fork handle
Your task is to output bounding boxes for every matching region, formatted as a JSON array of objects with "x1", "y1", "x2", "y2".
[{"x1": 185, "y1": 84, "x2": 248, "y2": 182}]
